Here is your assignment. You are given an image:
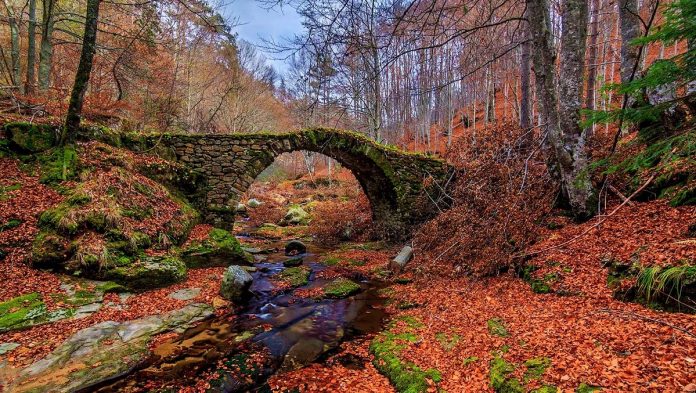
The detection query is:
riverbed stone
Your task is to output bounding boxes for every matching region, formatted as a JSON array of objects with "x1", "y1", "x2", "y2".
[
  {"x1": 0, "y1": 342, "x2": 19, "y2": 355},
  {"x1": 220, "y1": 265, "x2": 253, "y2": 302},
  {"x1": 247, "y1": 198, "x2": 263, "y2": 208},
  {"x1": 2, "y1": 303, "x2": 213, "y2": 393},
  {"x1": 169, "y1": 287, "x2": 201, "y2": 301},
  {"x1": 285, "y1": 240, "x2": 307, "y2": 256}
]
